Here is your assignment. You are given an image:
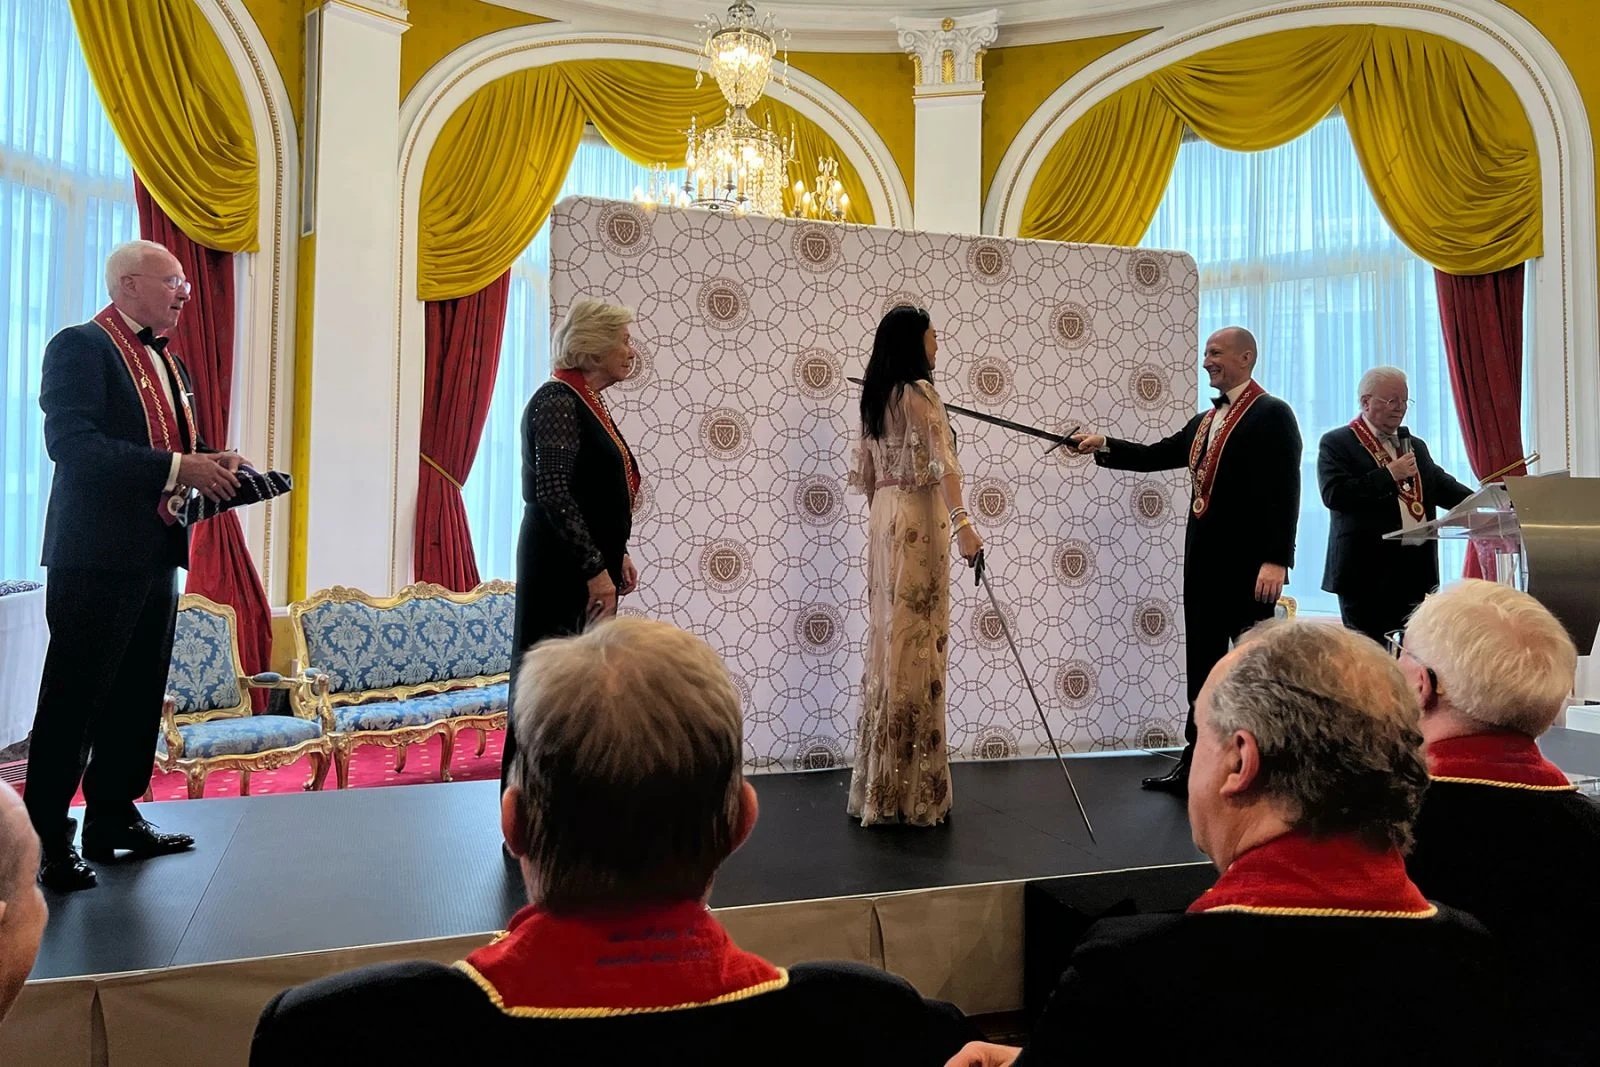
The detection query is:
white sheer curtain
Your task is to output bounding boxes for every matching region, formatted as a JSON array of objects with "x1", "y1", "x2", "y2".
[
  {"x1": 464, "y1": 134, "x2": 681, "y2": 581},
  {"x1": 0, "y1": 0, "x2": 136, "y2": 580},
  {"x1": 1140, "y1": 114, "x2": 1530, "y2": 616}
]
